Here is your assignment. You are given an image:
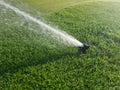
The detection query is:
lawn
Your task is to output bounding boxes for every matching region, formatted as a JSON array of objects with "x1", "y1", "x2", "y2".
[
  {"x1": 0, "y1": 0, "x2": 120, "y2": 89},
  {"x1": 5, "y1": 0, "x2": 88, "y2": 13}
]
